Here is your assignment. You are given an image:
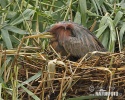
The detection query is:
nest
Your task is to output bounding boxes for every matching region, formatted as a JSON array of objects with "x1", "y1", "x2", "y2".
[{"x1": 16, "y1": 47, "x2": 125, "y2": 100}]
